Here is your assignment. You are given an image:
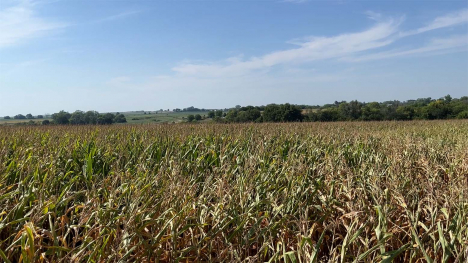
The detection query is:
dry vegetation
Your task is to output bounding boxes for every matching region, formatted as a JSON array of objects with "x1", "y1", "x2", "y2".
[{"x1": 1, "y1": 121, "x2": 467, "y2": 262}]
